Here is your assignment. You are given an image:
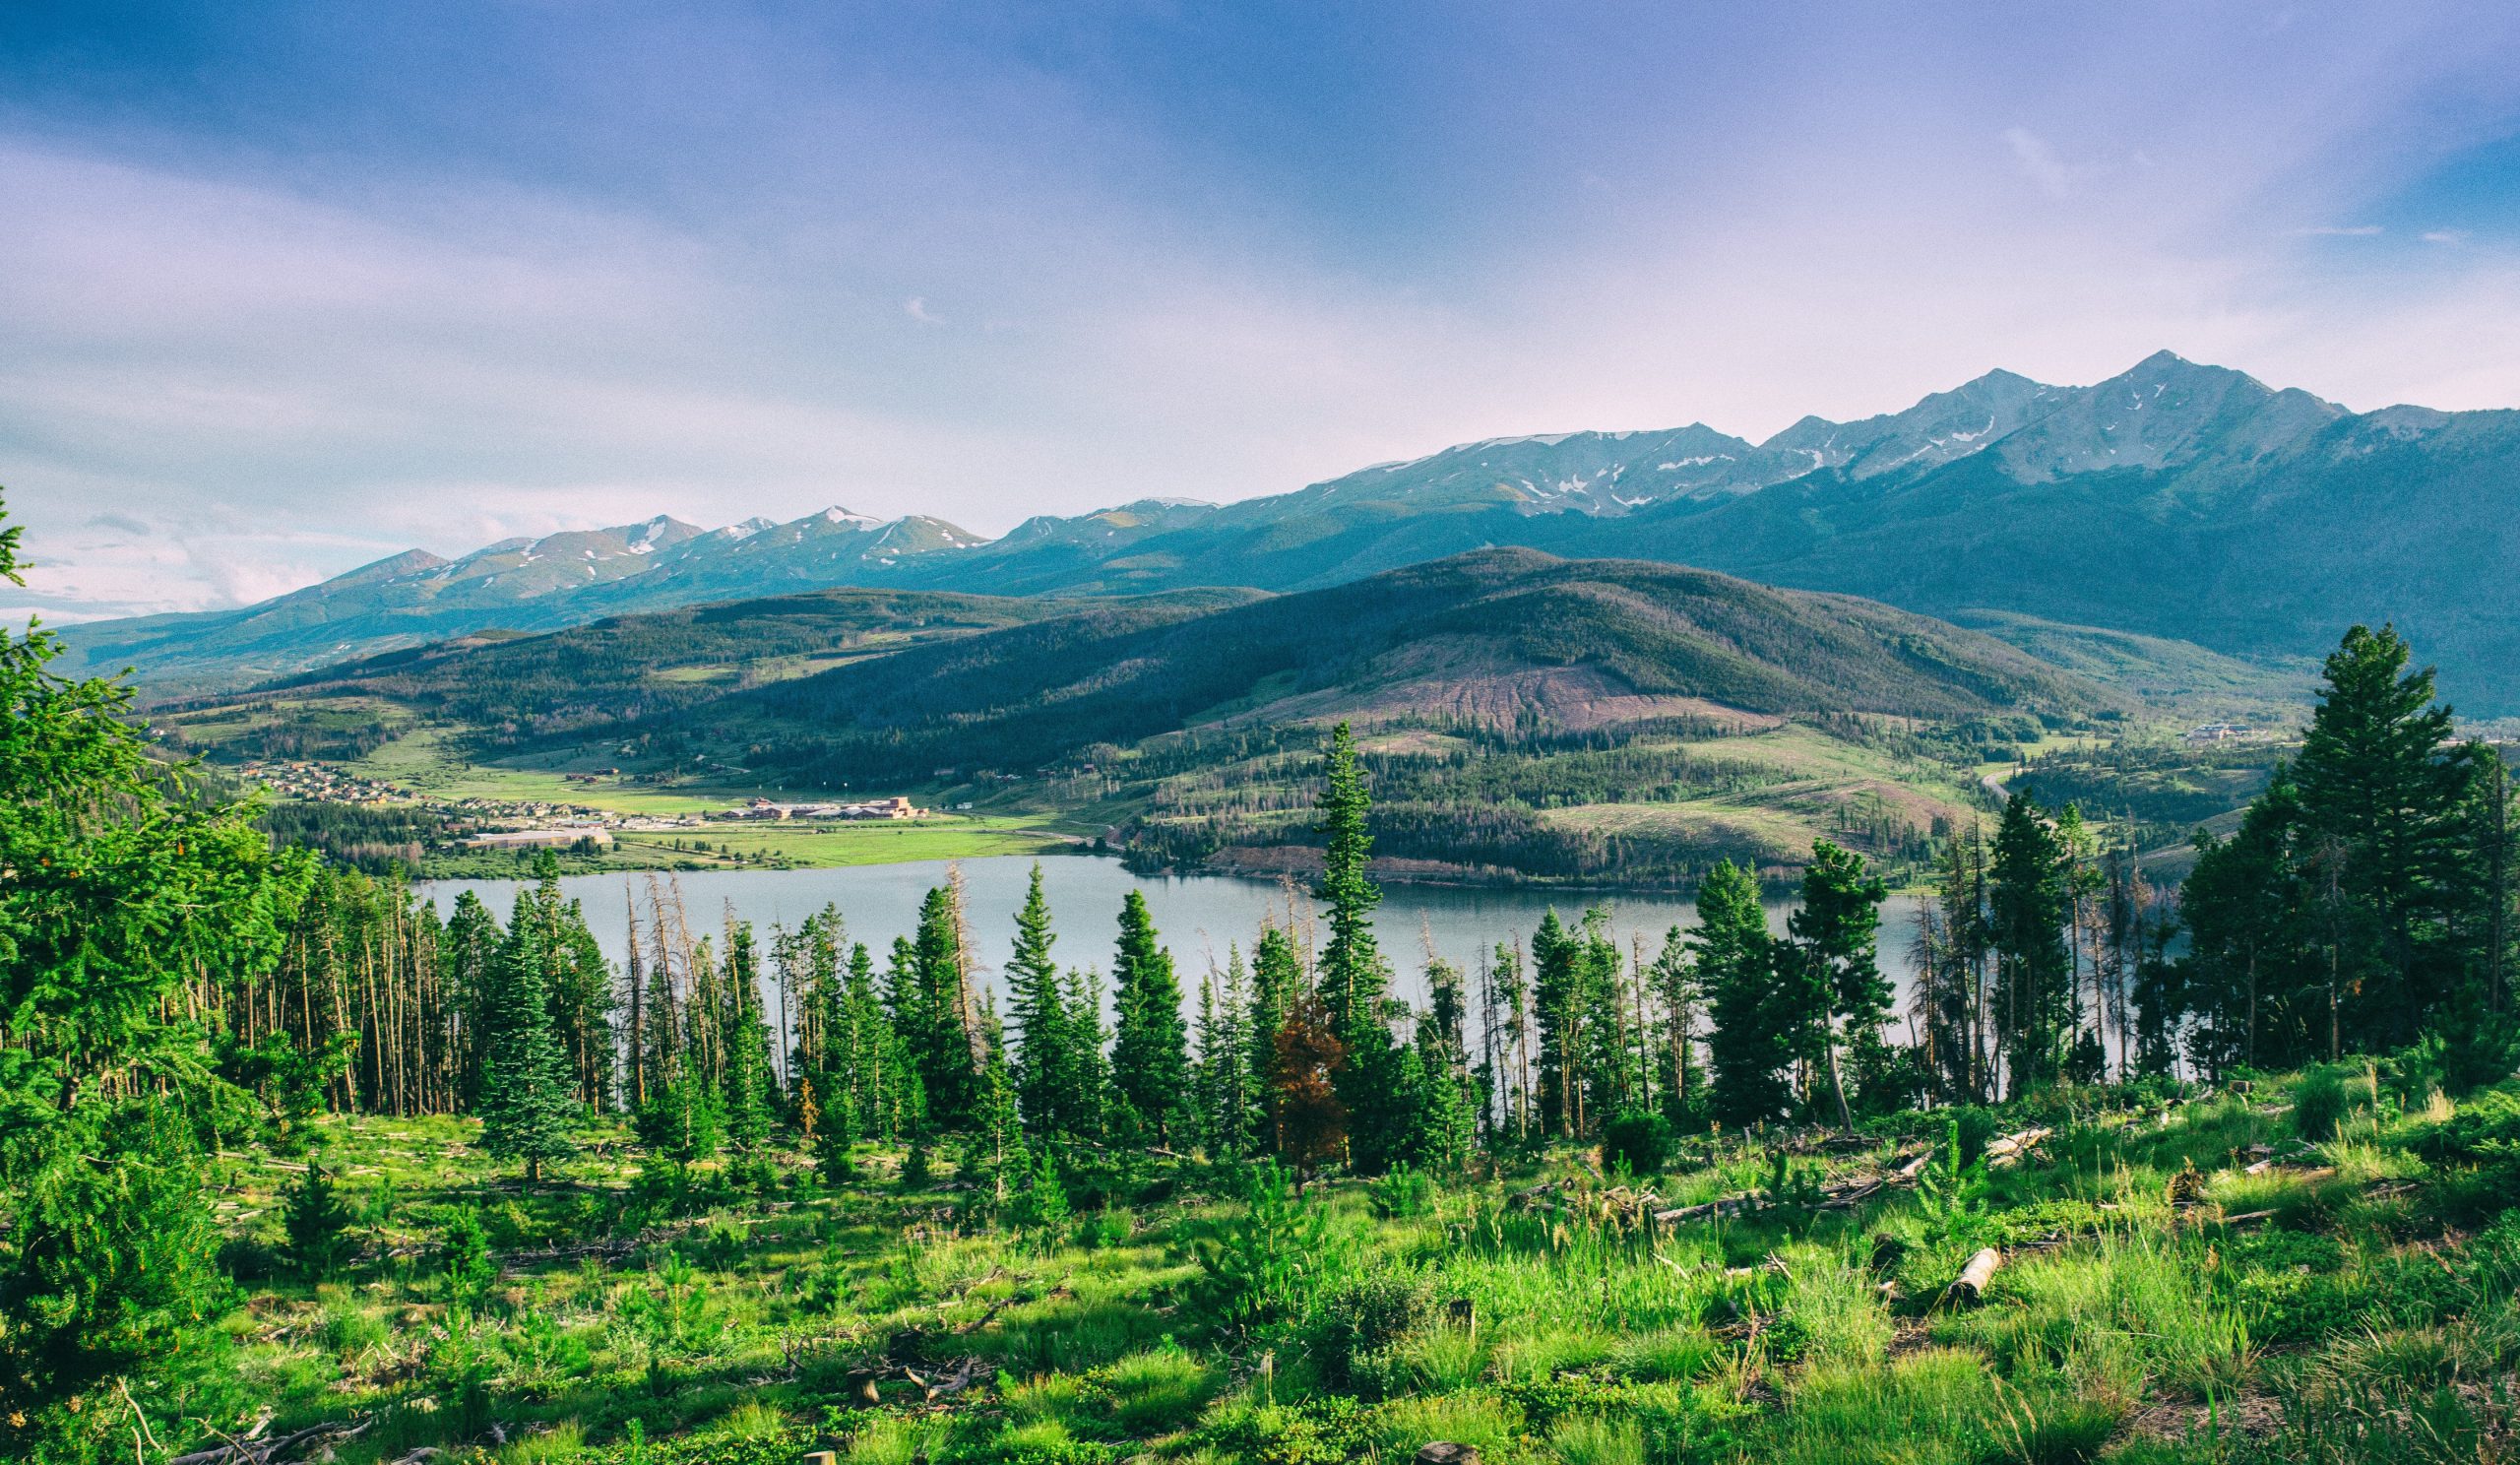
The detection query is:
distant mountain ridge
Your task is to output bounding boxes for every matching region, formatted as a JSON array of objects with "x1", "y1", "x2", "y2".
[{"x1": 65, "y1": 350, "x2": 2520, "y2": 708}]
